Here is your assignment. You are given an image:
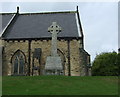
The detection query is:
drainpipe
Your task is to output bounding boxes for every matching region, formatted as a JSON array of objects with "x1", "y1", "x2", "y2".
[
  {"x1": 67, "y1": 40, "x2": 71, "y2": 76},
  {"x1": 28, "y1": 40, "x2": 31, "y2": 76}
]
